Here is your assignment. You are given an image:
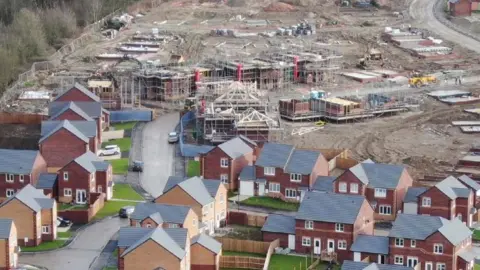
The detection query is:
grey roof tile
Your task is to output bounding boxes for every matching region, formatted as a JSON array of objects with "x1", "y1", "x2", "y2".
[
  {"x1": 239, "y1": 166, "x2": 256, "y2": 181},
  {"x1": 458, "y1": 175, "x2": 480, "y2": 192},
  {"x1": 191, "y1": 233, "x2": 222, "y2": 254},
  {"x1": 163, "y1": 176, "x2": 186, "y2": 193},
  {"x1": 130, "y1": 203, "x2": 191, "y2": 224},
  {"x1": 438, "y1": 217, "x2": 472, "y2": 245},
  {"x1": 36, "y1": 173, "x2": 58, "y2": 189},
  {"x1": 162, "y1": 176, "x2": 214, "y2": 206},
  {"x1": 202, "y1": 179, "x2": 222, "y2": 197},
  {"x1": 312, "y1": 176, "x2": 336, "y2": 192},
  {"x1": 217, "y1": 137, "x2": 253, "y2": 159},
  {"x1": 349, "y1": 162, "x2": 405, "y2": 189},
  {"x1": 296, "y1": 192, "x2": 366, "y2": 224},
  {"x1": 342, "y1": 261, "x2": 413, "y2": 270},
  {"x1": 164, "y1": 228, "x2": 188, "y2": 249},
  {"x1": 0, "y1": 149, "x2": 39, "y2": 174},
  {"x1": 73, "y1": 151, "x2": 109, "y2": 172},
  {"x1": 255, "y1": 143, "x2": 294, "y2": 168},
  {"x1": 458, "y1": 248, "x2": 476, "y2": 262},
  {"x1": 54, "y1": 83, "x2": 100, "y2": 102},
  {"x1": 285, "y1": 149, "x2": 321, "y2": 174},
  {"x1": 350, "y1": 235, "x2": 389, "y2": 255},
  {"x1": 435, "y1": 176, "x2": 471, "y2": 199},
  {"x1": 49, "y1": 101, "x2": 102, "y2": 118},
  {"x1": 0, "y1": 219, "x2": 13, "y2": 239},
  {"x1": 403, "y1": 187, "x2": 428, "y2": 203},
  {"x1": 39, "y1": 120, "x2": 89, "y2": 143},
  {"x1": 49, "y1": 101, "x2": 94, "y2": 121},
  {"x1": 120, "y1": 227, "x2": 186, "y2": 259},
  {"x1": 1, "y1": 184, "x2": 54, "y2": 212},
  {"x1": 118, "y1": 227, "x2": 152, "y2": 247},
  {"x1": 42, "y1": 120, "x2": 97, "y2": 138},
  {"x1": 238, "y1": 134, "x2": 257, "y2": 147},
  {"x1": 261, "y1": 214, "x2": 295, "y2": 234}
]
